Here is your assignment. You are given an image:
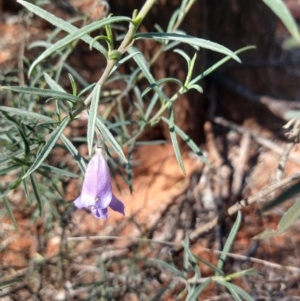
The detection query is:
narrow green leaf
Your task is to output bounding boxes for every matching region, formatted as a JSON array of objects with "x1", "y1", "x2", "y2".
[
  {"x1": 168, "y1": 104, "x2": 186, "y2": 174},
  {"x1": 163, "y1": 40, "x2": 182, "y2": 52},
  {"x1": 96, "y1": 118, "x2": 127, "y2": 163},
  {"x1": 135, "y1": 140, "x2": 166, "y2": 145},
  {"x1": 262, "y1": 0, "x2": 300, "y2": 42},
  {"x1": 253, "y1": 229, "x2": 275, "y2": 240},
  {"x1": 30, "y1": 173, "x2": 43, "y2": 215},
  {"x1": 142, "y1": 78, "x2": 184, "y2": 97},
  {"x1": 68, "y1": 73, "x2": 77, "y2": 96},
  {"x1": 174, "y1": 48, "x2": 191, "y2": 64},
  {"x1": 44, "y1": 73, "x2": 66, "y2": 92},
  {"x1": 25, "y1": 14, "x2": 131, "y2": 76},
  {"x1": 263, "y1": 181, "x2": 300, "y2": 211},
  {"x1": 255, "y1": 198, "x2": 300, "y2": 240},
  {"x1": 127, "y1": 47, "x2": 168, "y2": 103},
  {"x1": 17, "y1": 0, "x2": 107, "y2": 55},
  {"x1": 60, "y1": 134, "x2": 86, "y2": 174},
  {"x1": 0, "y1": 164, "x2": 20, "y2": 176},
  {"x1": 181, "y1": 236, "x2": 201, "y2": 278},
  {"x1": 217, "y1": 281, "x2": 254, "y2": 301},
  {"x1": 22, "y1": 166, "x2": 32, "y2": 203},
  {"x1": 39, "y1": 164, "x2": 79, "y2": 178},
  {"x1": 44, "y1": 73, "x2": 70, "y2": 112},
  {"x1": 22, "y1": 117, "x2": 70, "y2": 179},
  {"x1": 190, "y1": 46, "x2": 256, "y2": 85},
  {"x1": 277, "y1": 198, "x2": 300, "y2": 232},
  {"x1": 167, "y1": 8, "x2": 181, "y2": 33},
  {"x1": 226, "y1": 282, "x2": 255, "y2": 301},
  {"x1": 64, "y1": 62, "x2": 90, "y2": 88},
  {"x1": 182, "y1": 235, "x2": 190, "y2": 272},
  {"x1": 133, "y1": 86, "x2": 144, "y2": 109},
  {"x1": 219, "y1": 281, "x2": 242, "y2": 301},
  {"x1": 224, "y1": 269, "x2": 256, "y2": 281},
  {"x1": 0, "y1": 106, "x2": 55, "y2": 123},
  {"x1": 111, "y1": 51, "x2": 142, "y2": 75},
  {"x1": 145, "y1": 93, "x2": 159, "y2": 121},
  {"x1": 134, "y1": 32, "x2": 241, "y2": 62},
  {"x1": 150, "y1": 259, "x2": 185, "y2": 277},
  {"x1": 188, "y1": 84, "x2": 203, "y2": 93},
  {"x1": 87, "y1": 84, "x2": 101, "y2": 156},
  {"x1": 217, "y1": 211, "x2": 242, "y2": 274},
  {"x1": 3, "y1": 196, "x2": 18, "y2": 231},
  {"x1": 186, "y1": 279, "x2": 211, "y2": 301},
  {"x1": 1, "y1": 86, "x2": 81, "y2": 104},
  {"x1": 0, "y1": 145, "x2": 39, "y2": 167},
  {"x1": 161, "y1": 116, "x2": 209, "y2": 165},
  {"x1": 133, "y1": 101, "x2": 145, "y2": 119},
  {"x1": 2, "y1": 112, "x2": 30, "y2": 158},
  {"x1": 193, "y1": 254, "x2": 224, "y2": 276}
]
